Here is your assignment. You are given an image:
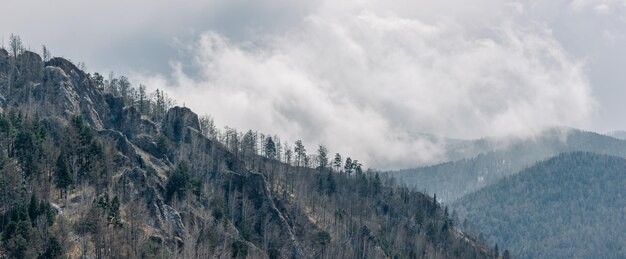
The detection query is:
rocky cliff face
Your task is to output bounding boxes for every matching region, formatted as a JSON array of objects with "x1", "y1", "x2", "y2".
[
  {"x1": 17, "y1": 51, "x2": 44, "y2": 84},
  {"x1": 0, "y1": 53, "x2": 106, "y2": 130},
  {"x1": 162, "y1": 106, "x2": 200, "y2": 143}
]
